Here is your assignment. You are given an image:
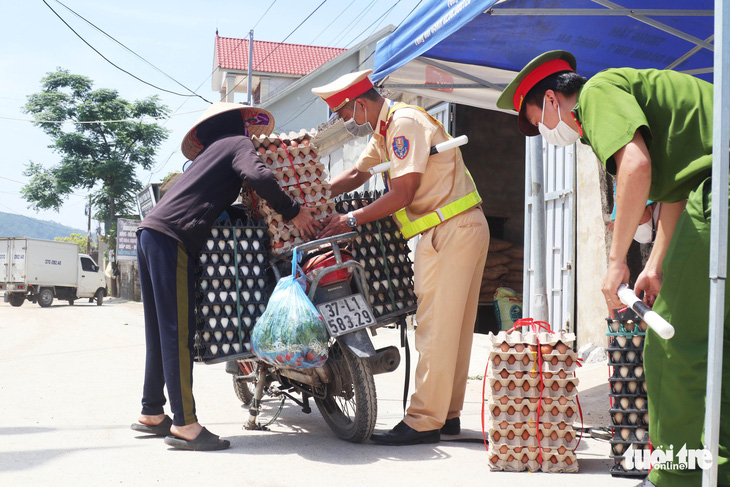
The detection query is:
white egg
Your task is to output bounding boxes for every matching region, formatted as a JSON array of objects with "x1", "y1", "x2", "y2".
[
  {"x1": 222, "y1": 254, "x2": 231, "y2": 264},
  {"x1": 211, "y1": 279, "x2": 220, "y2": 290},
  {"x1": 634, "y1": 366, "x2": 644, "y2": 378},
  {"x1": 257, "y1": 254, "x2": 265, "y2": 264},
  {"x1": 248, "y1": 304, "x2": 256, "y2": 314},
  {"x1": 628, "y1": 413, "x2": 638, "y2": 425},
  {"x1": 206, "y1": 240, "x2": 215, "y2": 250},
  {"x1": 246, "y1": 279, "x2": 255, "y2": 288},
  {"x1": 635, "y1": 397, "x2": 646, "y2": 410},
  {"x1": 241, "y1": 241, "x2": 249, "y2": 251},
  {"x1": 632, "y1": 335, "x2": 643, "y2": 347},
  {"x1": 218, "y1": 265, "x2": 227, "y2": 276},
  {"x1": 246, "y1": 254, "x2": 254, "y2": 264},
  {"x1": 219, "y1": 291, "x2": 228, "y2": 302},
  {"x1": 626, "y1": 351, "x2": 636, "y2": 362},
  {"x1": 627, "y1": 381, "x2": 638, "y2": 393},
  {"x1": 208, "y1": 318, "x2": 217, "y2": 328},
  {"x1": 222, "y1": 228, "x2": 231, "y2": 238},
  {"x1": 200, "y1": 280, "x2": 209, "y2": 290},
  {"x1": 616, "y1": 336, "x2": 627, "y2": 347},
  {"x1": 206, "y1": 266, "x2": 215, "y2": 277},
  {"x1": 217, "y1": 240, "x2": 226, "y2": 251},
  {"x1": 241, "y1": 266, "x2": 250, "y2": 276},
  {"x1": 226, "y1": 331, "x2": 234, "y2": 340},
  {"x1": 203, "y1": 332, "x2": 211, "y2": 342},
  {"x1": 636, "y1": 428, "x2": 647, "y2": 441},
  {"x1": 228, "y1": 266, "x2": 236, "y2": 275},
  {"x1": 207, "y1": 292, "x2": 216, "y2": 303},
  {"x1": 242, "y1": 291, "x2": 250, "y2": 301},
  {"x1": 620, "y1": 397, "x2": 630, "y2": 409},
  {"x1": 223, "y1": 279, "x2": 232, "y2": 289},
  {"x1": 613, "y1": 412, "x2": 624, "y2": 424},
  {"x1": 199, "y1": 254, "x2": 208, "y2": 264},
  {"x1": 222, "y1": 344, "x2": 230, "y2": 354},
  {"x1": 254, "y1": 291, "x2": 262, "y2": 301},
  {"x1": 619, "y1": 366, "x2": 629, "y2": 378},
  {"x1": 221, "y1": 318, "x2": 229, "y2": 328},
  {"x1": 214, "y1": 331, "x2": 223, "y2": 341},
  {"x1": 233, "y1": 343, "x2": 241, "y2": 352},
  {"x1": 210, "y1": 344, "x2": 218, "y2": 354},
  {"x1": 201, "y1": 305, "x2": 210, "y2": 316},
  {"x1": 245, "y1": 229, "x2": 253, "y2": 238},
  {"x1": 211, "y1": 254, "x2": 219, "y2": 264},
  {"x1": 253, "y1": 241, "x2": 260, "y2": 251},
  {"x1": 620, "y1": 428, "x2": 630, "y2": 440},
  {"x1": 213, "y1": 305, "x2": 221, "y2": 315},
  {"x1": 211, "y1": 229, "x2": 219, "y2": 238},
  {"x1": 230, "y1": 318, "x2": 238, "y2": 327},
  {"x1": 224, "y1": 304, "x2": 233, "y2": 316}
]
